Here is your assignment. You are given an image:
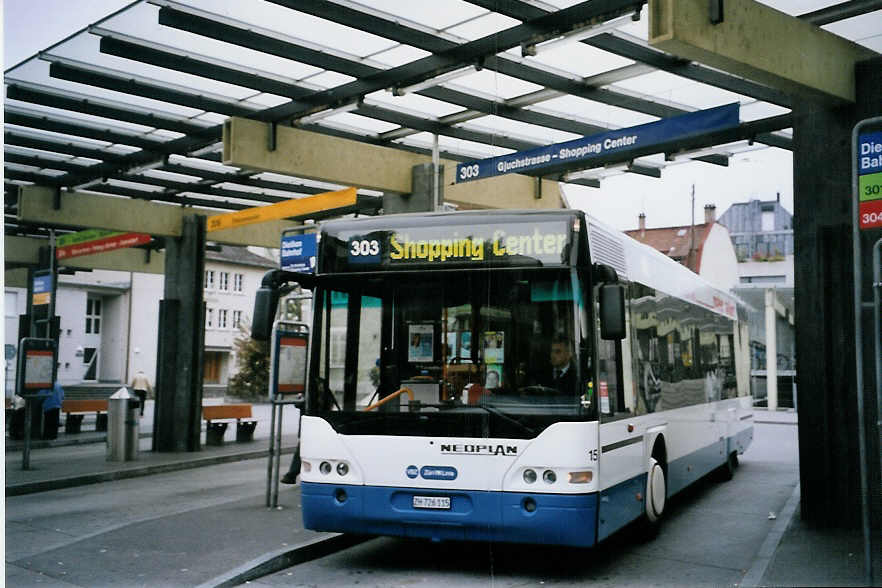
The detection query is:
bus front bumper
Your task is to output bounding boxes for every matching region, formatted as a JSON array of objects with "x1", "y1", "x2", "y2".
[{"x1": 301, "y1": 482, "x2": 598, "y2": 547}]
